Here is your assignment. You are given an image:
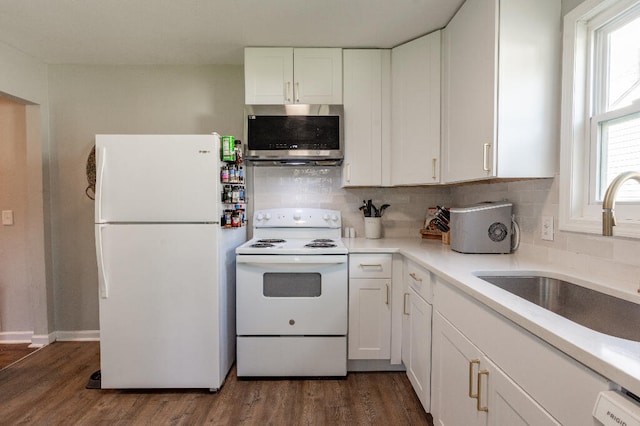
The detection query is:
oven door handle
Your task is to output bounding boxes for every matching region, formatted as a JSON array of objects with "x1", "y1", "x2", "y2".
[{"x1": 237, "y1": 255, "x2": 347, "y2": 265}]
